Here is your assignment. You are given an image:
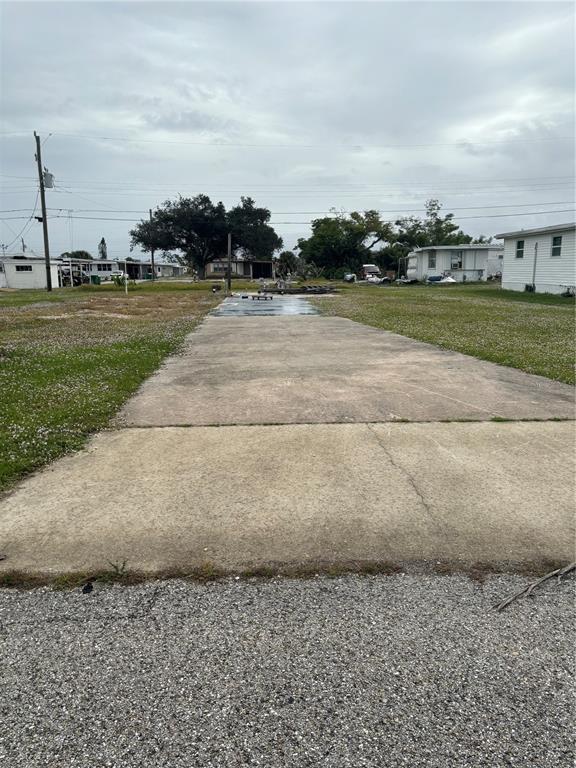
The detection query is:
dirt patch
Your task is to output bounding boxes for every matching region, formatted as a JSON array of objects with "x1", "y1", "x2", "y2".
[{"x1": 37, "y1": 311, "x2": 133, "y2": 320}]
